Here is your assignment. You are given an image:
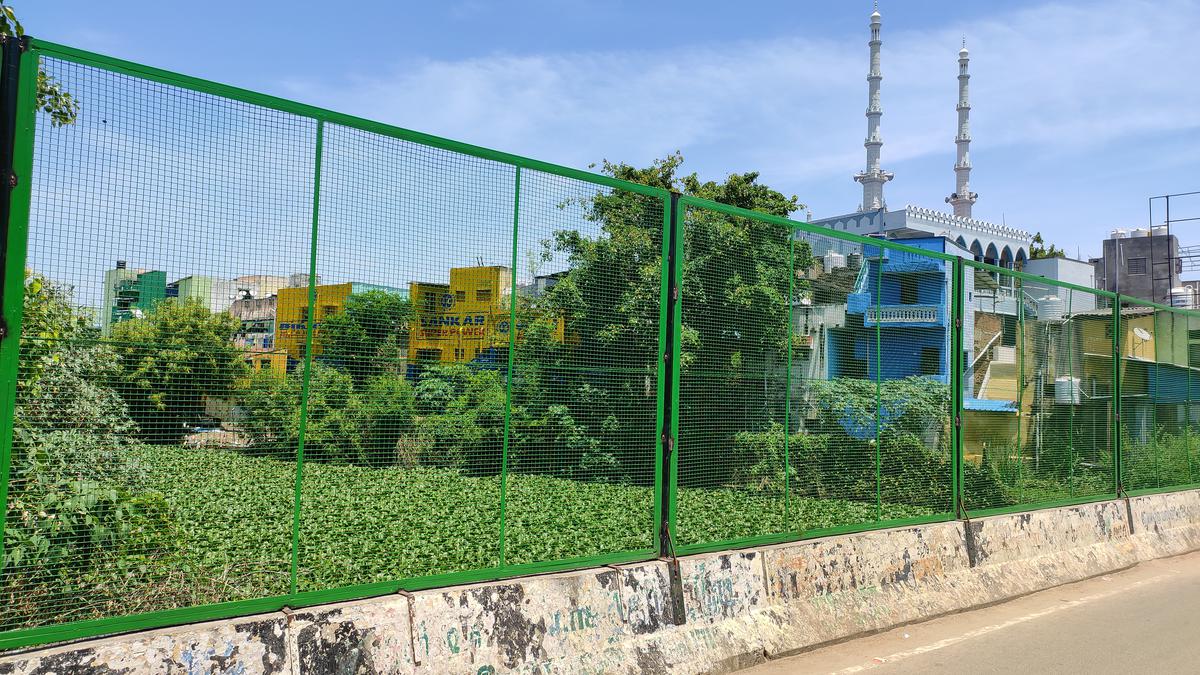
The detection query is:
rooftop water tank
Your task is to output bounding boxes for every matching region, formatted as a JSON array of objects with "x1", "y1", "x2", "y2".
[
  {"x1": 1170, "y1": 287, "x2": 1193, "y2": 309},
  {"x1": 1152, "y1": 226, "x2": 1169, "y2": 237},
  {"x1": 1110, "y1": 229, "x2": 1127, "y2": 239},
  {"x1": 1055, "y1": 376, "x2": 1081, "y2": 405},
  {"x1": 1037, "y1": 295, "x2": 1065, "y2": 321},
  {"x1": 823, "y1": 252, "x2": 847, "y2": 274},
  {"x1": 1132, "y1": 228, "x2": 1151, "y2": 238}
]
